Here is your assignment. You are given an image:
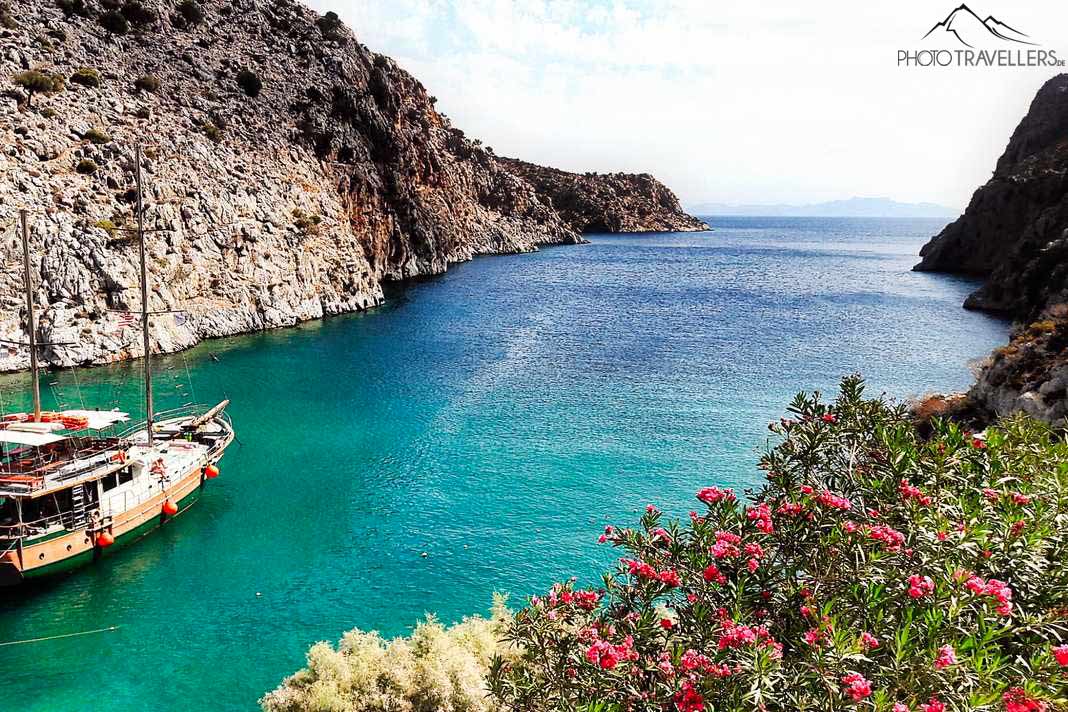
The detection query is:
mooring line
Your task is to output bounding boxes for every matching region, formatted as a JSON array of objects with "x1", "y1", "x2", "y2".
[{"x1": 0, "y1": 625, "x2": 120, "y2": 647}]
